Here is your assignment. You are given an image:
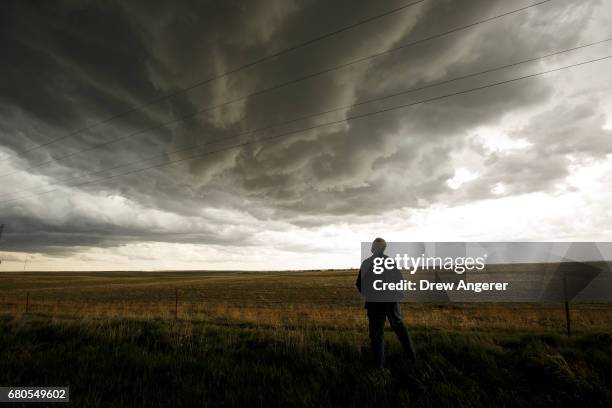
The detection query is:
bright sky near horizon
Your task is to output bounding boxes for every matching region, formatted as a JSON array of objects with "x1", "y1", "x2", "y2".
[{"x1": 0, "y1": 0, "x2": 611, "y2": 271}]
